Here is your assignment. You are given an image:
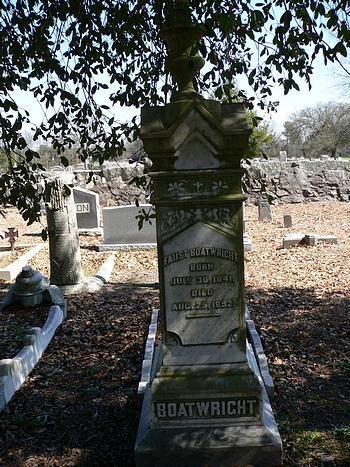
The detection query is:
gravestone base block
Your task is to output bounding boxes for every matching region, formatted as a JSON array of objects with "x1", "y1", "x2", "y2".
[
  {"x1": 135, "y1": 343, "x2": 282, "y2": 467},
  {"x1": 148, "y1": 364, "x2": 263, "y2": 430},
  {"x1": 135, "y1": 386, "x2": 281, "y2": 467}
]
